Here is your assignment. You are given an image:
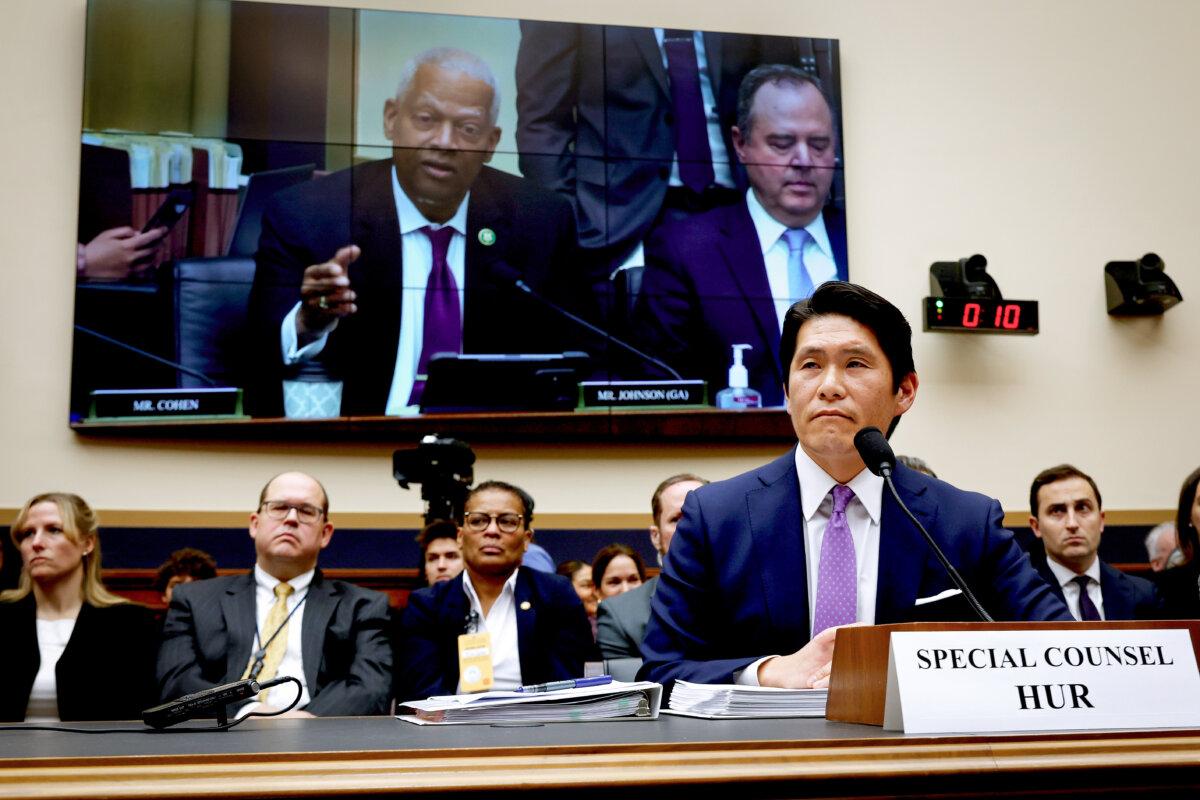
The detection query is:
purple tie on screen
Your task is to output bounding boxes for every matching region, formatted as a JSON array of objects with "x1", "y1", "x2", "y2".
[
  {"x1": 783, "y1": 228, "x2": 815, "y2": 300},
  {"x1": 407, "y1": 225, "x2": 460, "y2": 406},
  {"x1": 812, "y1": 484, "x2": 857, "y2": 637},
  {"x1": 662, "y1": 29, "x2": 715, "y2": 194},
  {"x1": 1073, "y1": 575, "x2": 1102, "y2": 621}
]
